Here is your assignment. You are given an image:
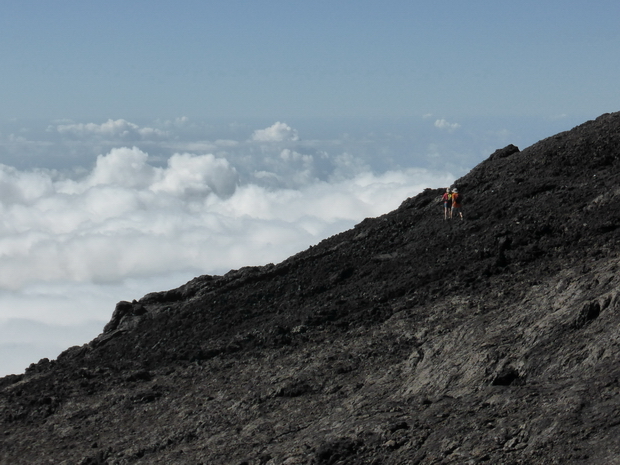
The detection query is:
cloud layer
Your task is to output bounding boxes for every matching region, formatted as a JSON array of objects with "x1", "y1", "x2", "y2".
[{"x1": 0, "y1": 145, "x2": 452, "y2": 292}]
